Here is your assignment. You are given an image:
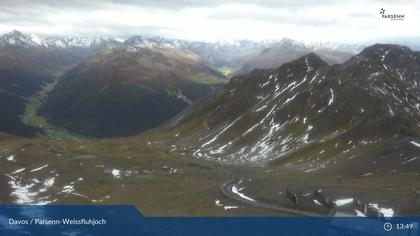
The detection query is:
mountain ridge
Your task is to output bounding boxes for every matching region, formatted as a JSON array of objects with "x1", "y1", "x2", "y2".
[{"x1": 160, "y1": 44, "x2": 420, "y2": 169}]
